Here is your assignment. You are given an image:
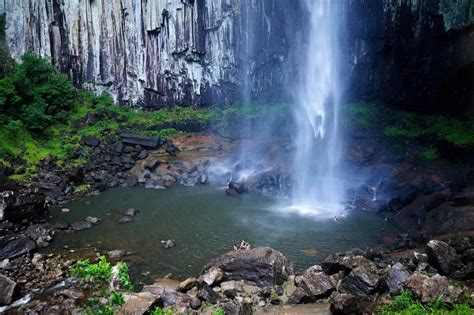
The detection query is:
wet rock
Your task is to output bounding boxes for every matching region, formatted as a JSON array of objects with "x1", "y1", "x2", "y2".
[
  {"x1": 163, "y1": 240, "x2": 176, "y2": 249},
  {"x1": 0, "y1": 274, "x2": 16, "y2": 305},
  {"x1": 405, "y1": 272, "x2": 462, "y2": 304},
  {"x1": 177, "y1": 277, "x2": 197, "y2": 292},
  {"x1": 145, "y1": 159, "x2": 160, "y2": 171},
  {"x1": 71, "y1": 221, "x2": 93, "y2": 231},
  {"x1": 287, "y1": 287, "x2": 311, "y2": 304},
  {"x1": 426, "y1": 240, "x2": 463, "y2": 276},
  {"x1": 321, "y1": 253, "x2": 374, "y2": 275},
  {"x1": 53, "y1": 222, "x2": 69, "y2": 230},
  {"x1": 120, "y1": 132, "x2": 161, "y2": 149},
  {"x1": 83, "y1": 136, "x2": 100, "y2": 147},
  {"x1": 0, "y1": 235, "x2": 36, "y2": 260},
  {"x1": 118, "y1": 292, "x2": 162, "y2": 315},
  {"x1": 330, "y1": 292, "x2": 371, "y2": 315},
  {"x1": 58, "y1": 288, "x2": 85, "y2": 300},
  {"x1": 119, "y1": 208, "x2": 139, "y2": 223},
  {"x1": 300, "y1": 265, "x2": 335, "y2": 299},
  {"x1": 201, "y1": 266, "x2": 224, "y2": 286},
  {"x1": 0, "y1": 190, "x2": 47, "y2": 222},
  {"x1": 107, "y1": 250, "x2": 128, "y2": 259},
  {"x1": 383, "y1": 262, "x2": 410, "y2": 294},
  {"x1": 225, "y1": 187, "x2": 240, "y2": 197},
  {"x1": 124, "y1": 208, "x2": 139, "y2": 217},
  {"x1": 197, "y1": 284, "x2": 220, "y2": 304},
  {"x1": 188, "y1": 297, "x2": 201, "y2": 310},
  {"x1": 137, "y1": 149, "x2": 148, "y2": 160},
  {"x1": 201, "y1": 247, "x2": 293, "y2": 287},
  {"x1": 85, "y1": 216, "x2": 101, "y2": 225},
  {"x1": 118, "y1": 216, "x2": 134, "y2": 223},
  {"x1": 339, "y1": 266, "x2": 380, "y2": 297}
]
